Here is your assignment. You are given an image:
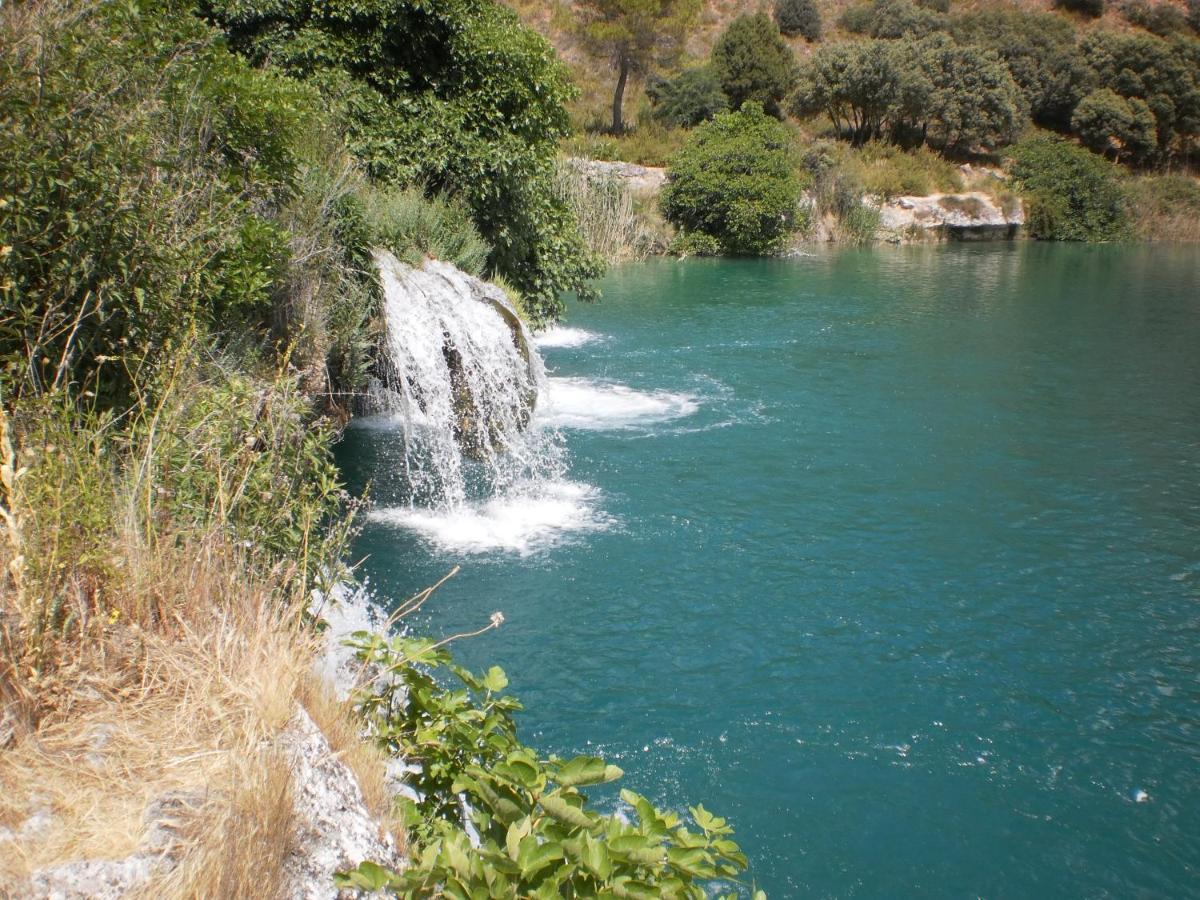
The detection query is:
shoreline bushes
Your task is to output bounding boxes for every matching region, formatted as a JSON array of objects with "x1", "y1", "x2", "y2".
[
  {"x1": 1008, "y1": 134, "x2": 1129, "y2": 241},
  {"x1": 661, "y1": 103, "x2": 804, "y2": 254}
]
